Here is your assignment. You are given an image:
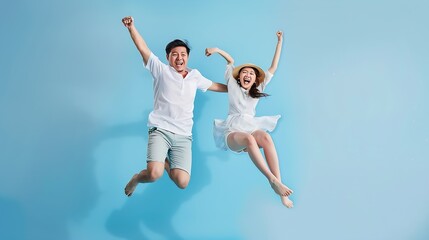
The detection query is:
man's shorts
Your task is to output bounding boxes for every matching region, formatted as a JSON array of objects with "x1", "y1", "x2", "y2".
[{"x1": 147, "y1": 127, "x2": 193, "y2": 175}]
